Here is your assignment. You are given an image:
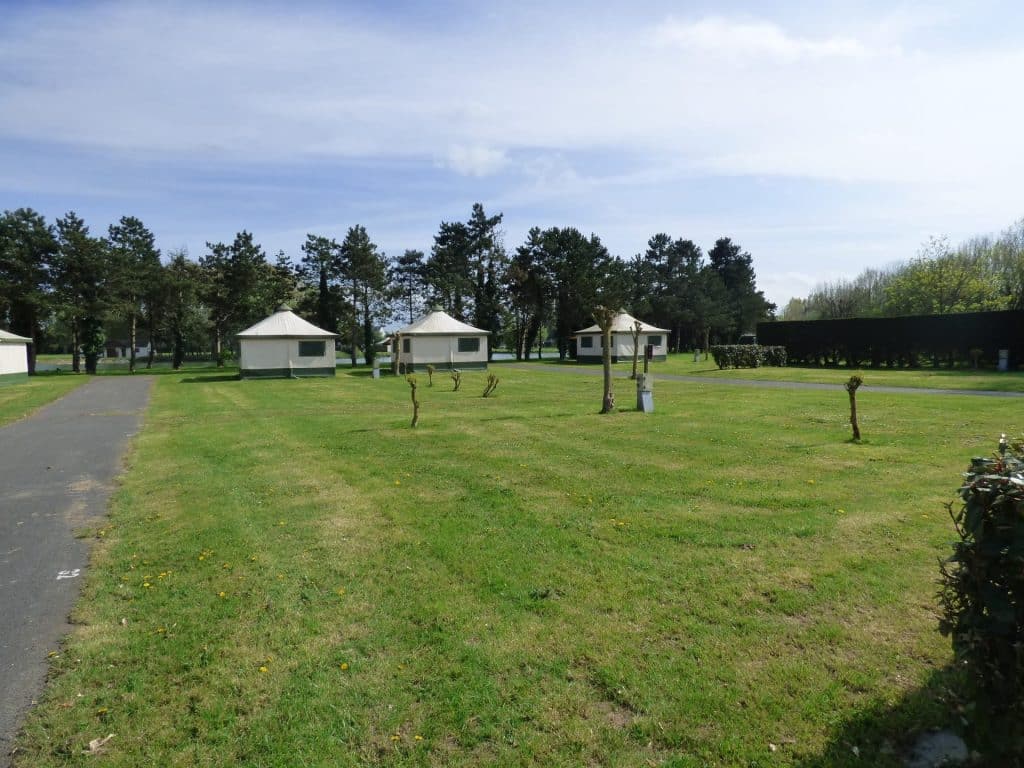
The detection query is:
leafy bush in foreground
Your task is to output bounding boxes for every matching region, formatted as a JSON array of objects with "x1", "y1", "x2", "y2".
[{"x1": 939, "y1": 435, "x2": 1024, "y2": 761}]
